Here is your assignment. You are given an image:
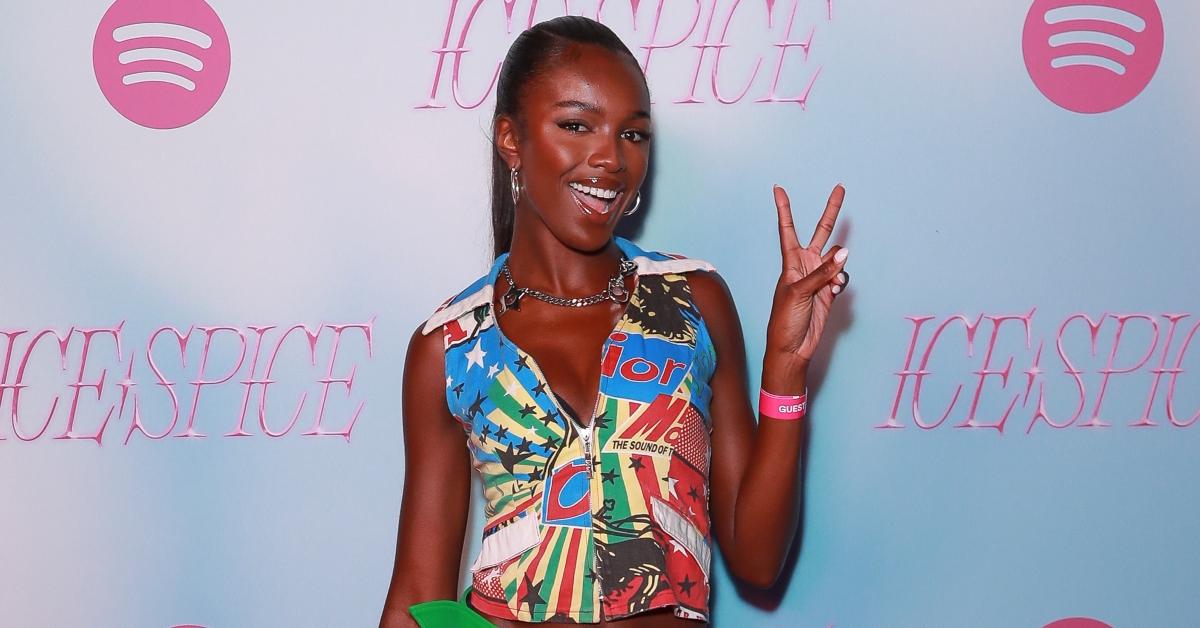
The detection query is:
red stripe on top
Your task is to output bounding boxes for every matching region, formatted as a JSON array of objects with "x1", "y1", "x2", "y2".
[{"x1": 556, "y1": 527, "x2": 582, "y2": 611}]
